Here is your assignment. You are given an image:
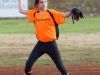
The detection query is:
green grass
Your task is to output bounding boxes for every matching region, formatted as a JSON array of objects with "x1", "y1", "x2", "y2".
[
  {"x1": 0, "y1": 56, "x2": 26, "y2": 67},
  {"x1": 59, "y1": 17, "x2": 100, "y2": 33},
  {"x1": 0, "y1": 18, "x2": 100, "y2": 34},
  {"x1": 61, "y1": 48, "x2": 100, "y2": 65},
  {"x1": 0, "y1": 19, "x2": 35, "y2": 34},
  {"x1": 0, "y1": 48, "x2": 100, "y2": 67}
]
